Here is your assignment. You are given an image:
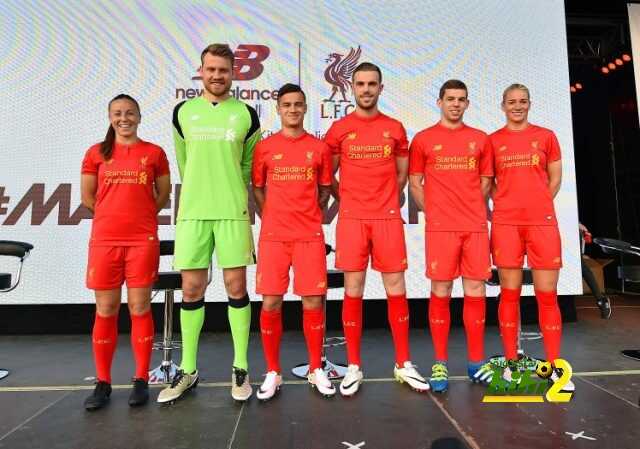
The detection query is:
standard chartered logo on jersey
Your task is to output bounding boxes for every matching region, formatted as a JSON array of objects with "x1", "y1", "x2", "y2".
[{"x1": 187, "y1": 126, "x2": 239, "y2": 142}]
